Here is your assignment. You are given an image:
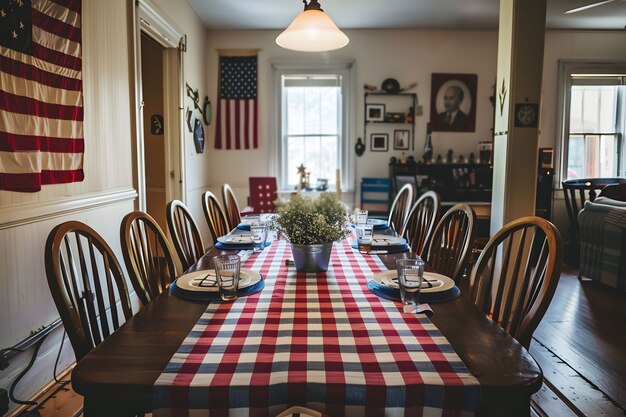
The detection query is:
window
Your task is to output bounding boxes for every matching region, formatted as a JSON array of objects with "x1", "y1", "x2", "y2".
[
  {"x1": 272, "y1": 62, "x2": 354, "y2": 191},
  {"x1": 283, "y1": 75, "x2": 341, "y2": 188},
  {"x1": 559, "y1": 62, "x2": 626, "y2": 181}
]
